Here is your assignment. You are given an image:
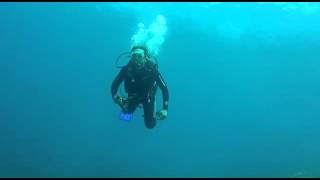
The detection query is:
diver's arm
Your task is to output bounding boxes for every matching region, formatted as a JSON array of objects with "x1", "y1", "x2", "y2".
[
  {"x1": 156, "y1": 71, "x2": 169, "y2": 110},
  {"x1": 111, "y1": 67, "x2": 126, "y2": 99}
]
